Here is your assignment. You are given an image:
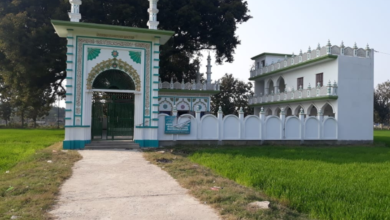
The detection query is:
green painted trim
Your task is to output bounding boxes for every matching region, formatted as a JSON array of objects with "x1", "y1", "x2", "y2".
[
  {"x1": 75, "y1": 115, "x2": 81, "y2": 117},
  {"x1": 154, "y1": 51, "x2": 160, "y2": 54},
  {"x1": 65, "y1": 101, "x2": 72, "y2": 104},
  {"x1": 63, "y1": 140, "x2": 91, "y2": 150},
  {"x1": 251, "y1": 52, "x2": 293, "y2": 60},
  {"x1": 153, "y1": 74, "x2": 160, "y2": 76},
  {"x1": 134, "y1": 140, "x2": 159, "y2": 148},
  {"x1": 153, "y1": 81, "x2": 159, "y2": 84},
  {"x1": 67, "y1": 53, "x2": 74, "y2": 55},
  {"x1": 65, "y1": 109, "x2": 72, "y2": 112},
  {"x1": 66, "y1": 36, "x2": 74, "y2": 39},
  {"x1": 153, "y1": 89, "x2": 159, "y2": 91},
  {"x1": 153, "y1": 97, "x2": 159, "y2": 99},
  {"x1": 135, "y1": 126, "x2": 159, "y2": 129},
  {"x1": 66, "y1": 85, "x2": 72, "y2": 88},
  {"x1": 154, "y1": 36, "x2": 161, "y2": 38},
  {"x1": 65, "y1": 117, "x2": 72, "y2": 120},
  {"x1": 153, "y1": 104, "x2": 159, "y2": 106},
  {"x1": 66, "y1": 29, "x2": 74, "y2": 31},
  {"x1": 66, "y1": 93, "x2": 73, "y2": 95},
  {"x1": 66, "y1": 69, "x2": 73, "y2": 71},
  {"x1": 249, "y1": 55, "x2": 338, "y2": 81},
  {"x1": 153, "y1": 111, "x2": 159, "y2": 114},
  {"x1": 154, "y1": 43, "x2": 161, "y2": 46},
  {"x1": 159, "y1": 89, "x2": 220, "y2": 95},
  {"x1": 67, "y1": 45, "x2": 74, "y2": 47},
  {"x1": 152, "y1": 118, "x2": 159, "y2": 121},
  {"x1": 66, "y1": 77, "x2": 73, "y2": 79},
  {"x1": 154, "y1": 59, "x2": 160, "y2": 61},
  {"x1": 51, "y1": 20, "x2": 175, "y2": 36},
  {"x1": 250, "y1": 96, "x2": 338, "y2": 107},
  {"x1": 64, "y1": 125, "x2": 90, "y2": 128},
  {"x1": 153, "y1": 66, "x2": 160, "y2": 69},
  {"x1": 66, "y1": 61, "x2": 73, "y2": 63}
]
